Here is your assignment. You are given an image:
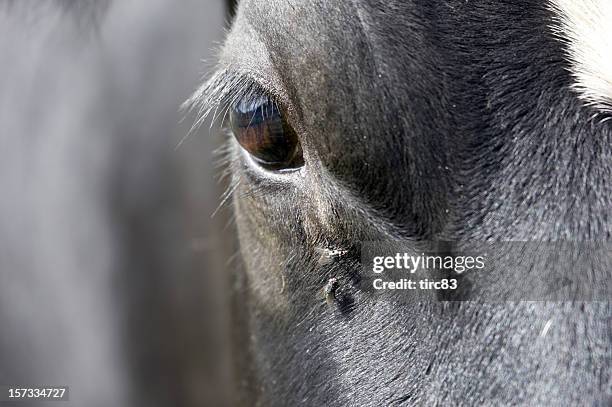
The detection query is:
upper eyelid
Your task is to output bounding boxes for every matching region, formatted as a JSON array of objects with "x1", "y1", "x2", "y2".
[{"x1": 183, "y1": 68, "x2": 287, "y2": 130}]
